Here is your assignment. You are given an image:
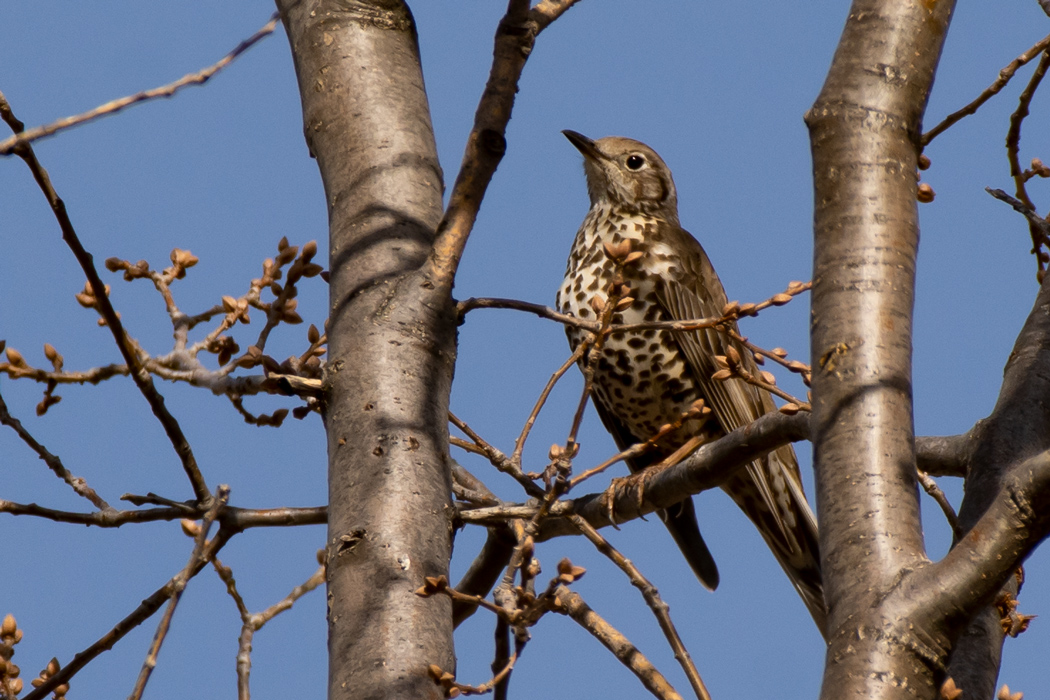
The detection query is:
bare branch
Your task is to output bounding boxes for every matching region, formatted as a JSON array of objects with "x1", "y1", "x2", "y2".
[
  {"x1": 917, "y1": 433, "x2": 971, "y2": 478},
  {"x1": 451, "y1": 467, "x2": 516, "y2": 626},
  {"x1": 987, "y1": 187, "x2": 1050, "y2": 257},
  {"x1": 459, "y1": 279, "x2": 810, "y2": 337},
  {"x1": 0, "y1": 498, "x2": 325, "y2": 530},
  {"x1": 453, "y1": 526, "x2": 517, "y2": 627},
  {"x1": 450, "y1": 412, "x2": 544, "y2": 498},
  {"x1": 923, "y1": 33, "x2": 1050, "y2": 145},
  {"x1": 0, "y1": 94, "x2": 211, "y2": 502},
  {"x1": 0, "y1": 388, "x2": 109, "y2": 509},
  {"x1": 917, "y1": 470, "x2": 962, "y2": 539},
  {"x1": 941, "y1": 260, "x2": 1050, "y2": 694},
  {"x1": 458, "y1": 412, "x2": 811, "y2": 537},
  {"x1": 22, "y1": 527, "x2": 233, "y2": 700},
  {"x1": 902, "y1": 449, "x2": 1050, "y2": 630},
  {"x1": 570, "y1": 515, "x2": 711, "y2": 700},
  {"x1": 553, "y1": 586, "x2": 683, "y2": 700},
  {"x1": 1006, "y1": 49, "x2": 1050, "y2": 274},
  {"x1": 0, "y1": 14, "x2": 280, "y2": 155},
  {"x1": 128, "y1": 487, "x2": 230, "y2": 700},
  {"x1": 427, "y1": 0, "x2": 584, "y2": 283},
  {"x1": 512, "y1": 345, "x2": 585, "y2": 466},
  {"x1": 458, "y1": 297, "x2": 594, "y2": 329},
  {"x1": 234, "y1": 559, "x2": 326, "y2": 700}
]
